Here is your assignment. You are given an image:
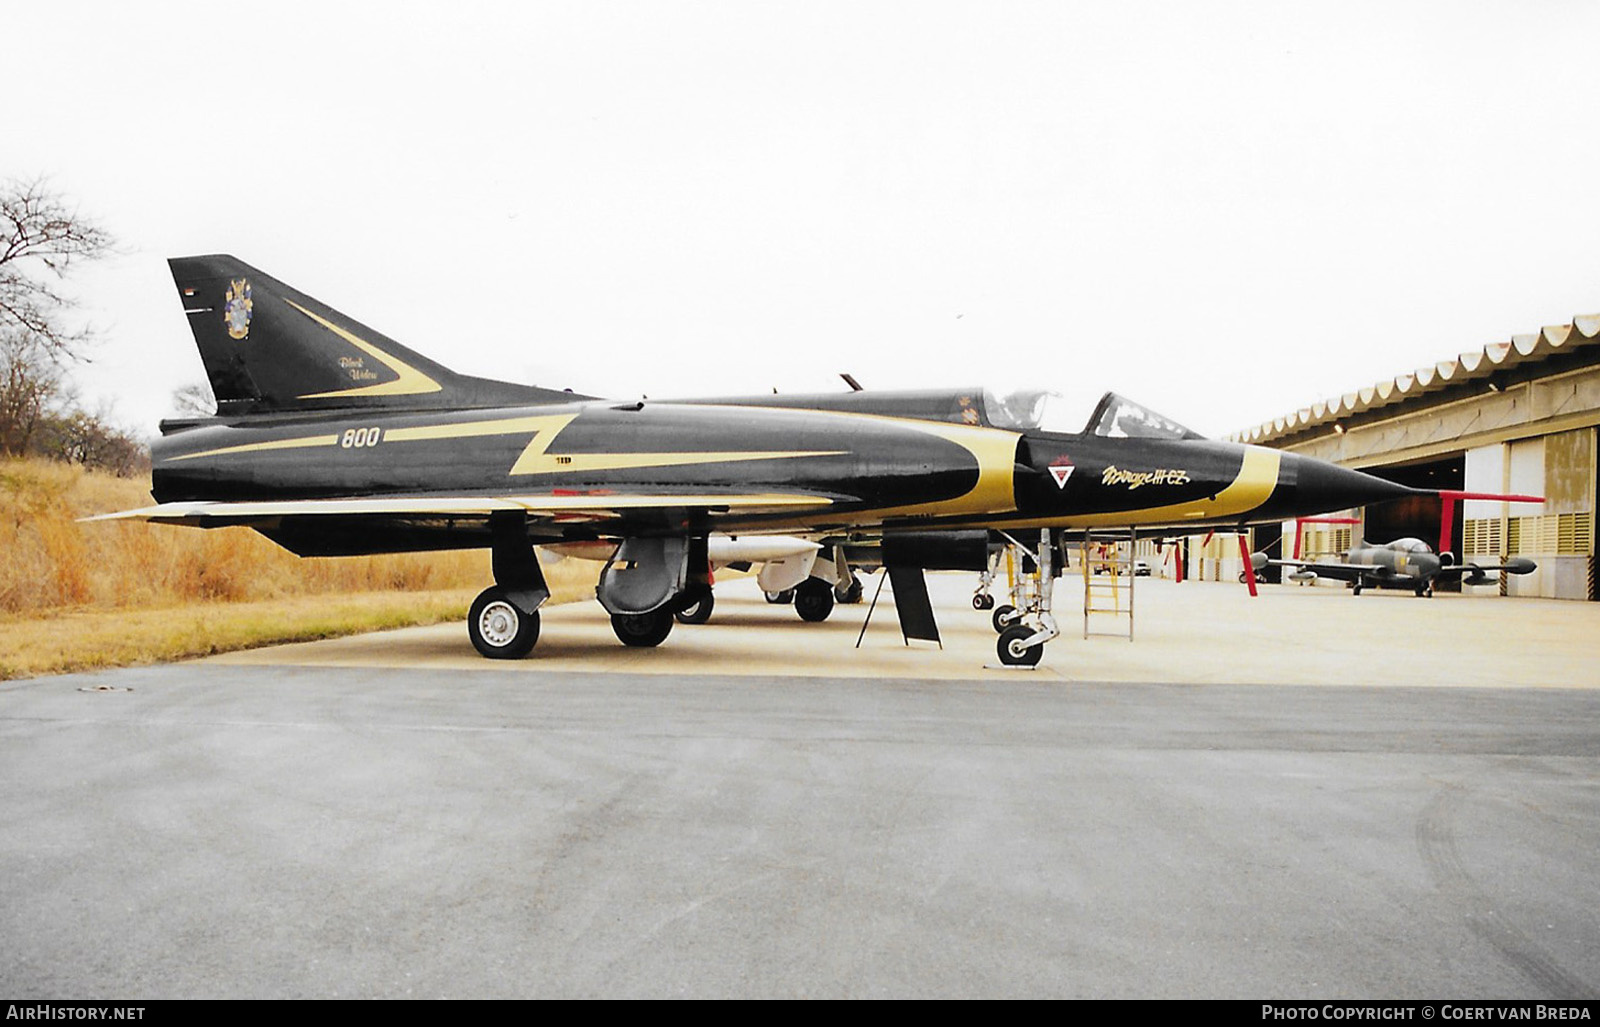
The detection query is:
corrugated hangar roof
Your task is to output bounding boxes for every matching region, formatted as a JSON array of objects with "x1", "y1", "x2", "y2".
[{"x1": 1231, "y1": 313, "x2": 1600, "y2": 445}]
